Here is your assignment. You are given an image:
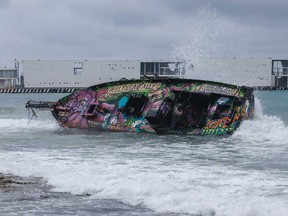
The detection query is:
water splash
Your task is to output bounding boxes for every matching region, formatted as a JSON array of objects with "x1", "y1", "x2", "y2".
[
  {"x1": 171, "y1": 6, "x2": 241, "y2": 83},
  {"x1": 233, "y1": 97, "x2": 288, "y2": 143},
  {"x1": 172, "y1": 7, "x2": 223, "y2": 59}
]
